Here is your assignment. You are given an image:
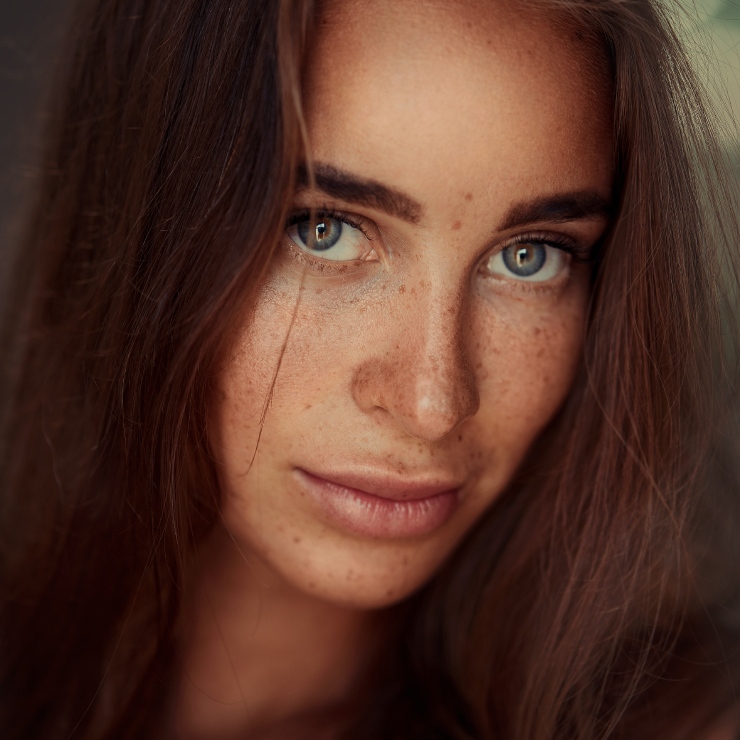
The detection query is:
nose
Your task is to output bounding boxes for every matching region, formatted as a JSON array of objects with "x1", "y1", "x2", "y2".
[{"x1": 351, "y1": 282, "x2": 480, "y2": 442}]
